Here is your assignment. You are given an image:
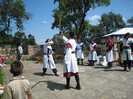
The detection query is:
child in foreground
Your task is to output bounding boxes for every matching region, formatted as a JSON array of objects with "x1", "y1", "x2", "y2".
[{"x1": 3, "y1": 61, "x2": 32, "y2": 99}]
